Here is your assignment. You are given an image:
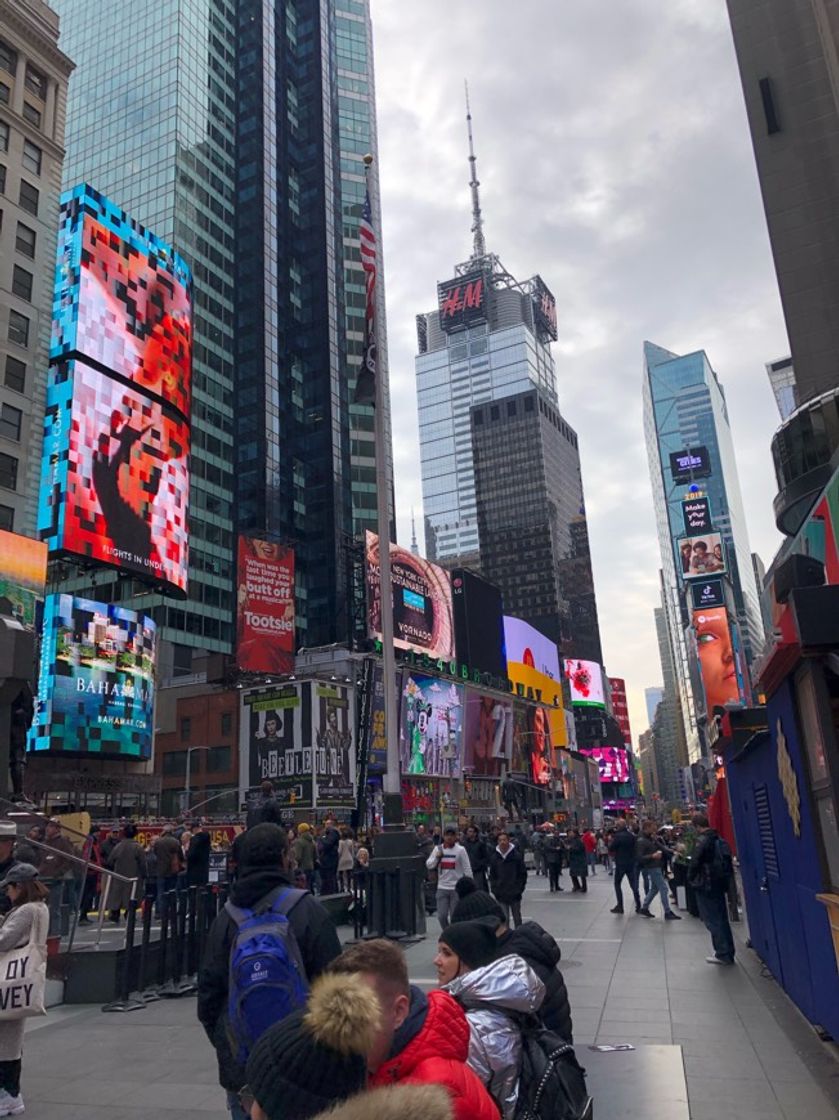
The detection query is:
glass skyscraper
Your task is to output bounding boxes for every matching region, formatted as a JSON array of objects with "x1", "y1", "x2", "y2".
[
  {"x1": 643, "y1": 341, "x2": 765, "y2": 760},
  {"x1": 54, "y1": 0, "x2": 237, "y2": 674},
  {"x1": 235, "y1": 0, "x2": 391, "y2": 648},
  {"x1": 54, "y1": 0, "x2": 390, "y2": 666}
]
